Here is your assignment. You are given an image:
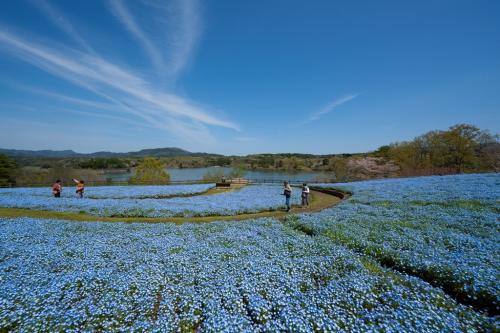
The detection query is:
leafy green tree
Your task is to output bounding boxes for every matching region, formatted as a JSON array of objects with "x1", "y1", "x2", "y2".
[
  {"x1": 129, "y1": 158, "x2": 170, "y2": 184},
  {"x1": 256, "y1": 156, "x2": 275, "y2": 168},
  {"x1": 385, "y1": 124, "x2": 498, "y2": 174},
  {"x1": 443, "y1": 124, "x2": 480, "y2": 173},
  {"x1": 229, "y1": 167, "x2": 246, "y2": 179},
  {"x1": 281, "y1": 157, "x2": 304, "y2": 171},
  {"x1": 374, "y1": 145, "x2": 391, "y2": 158},
  {"x1": 79, "y1": 158, "x2": 128, "y2": 169},
  {"x1": 425, "y1": 131, "x2": 447, "y2": 168},
  {"x1": 0, "y1": 154, "x2": 17, "y2": 187},
  {"x1": 213, "y1": 157, "x2": 231, "y2": 166},
  {"x1": 329, "y1": 157, "x2": 348, "y2": 182},
  {"x1": 475, "y1": 129, "x2": 500, "y2": 171},
  {"x1": 387, "y1": 142, "x2": 418, "y2": 172}
]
